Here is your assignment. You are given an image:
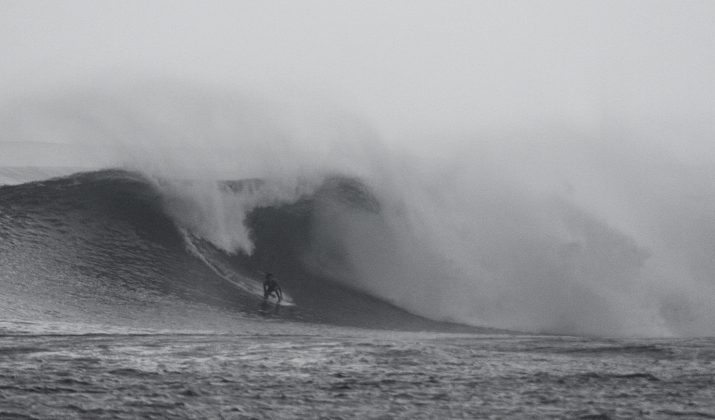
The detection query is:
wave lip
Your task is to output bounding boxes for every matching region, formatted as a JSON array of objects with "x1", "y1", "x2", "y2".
[{"x1": 0, "y1": 166, "x2": 94, "y2": 186}]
